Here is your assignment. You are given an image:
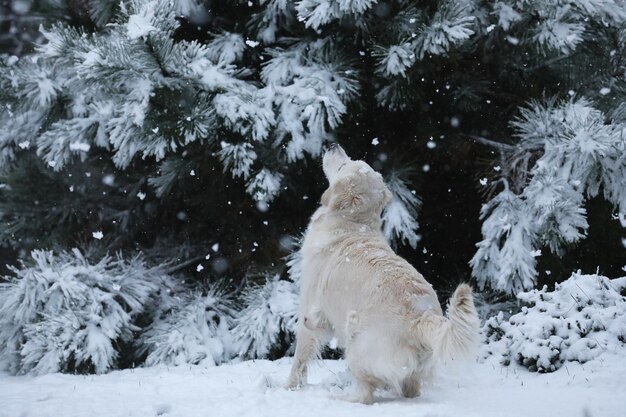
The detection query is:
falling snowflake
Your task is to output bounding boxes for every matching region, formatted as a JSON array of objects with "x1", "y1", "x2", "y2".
[{"x1": 92, "y1": 231, "x2": 104, "y2": 240}]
